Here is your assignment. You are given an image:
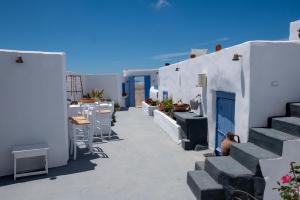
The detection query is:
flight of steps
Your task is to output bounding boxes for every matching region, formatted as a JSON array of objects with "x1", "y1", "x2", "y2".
[{"x1": 187, "y1": 103, "x2": 300, "y2": 200}]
